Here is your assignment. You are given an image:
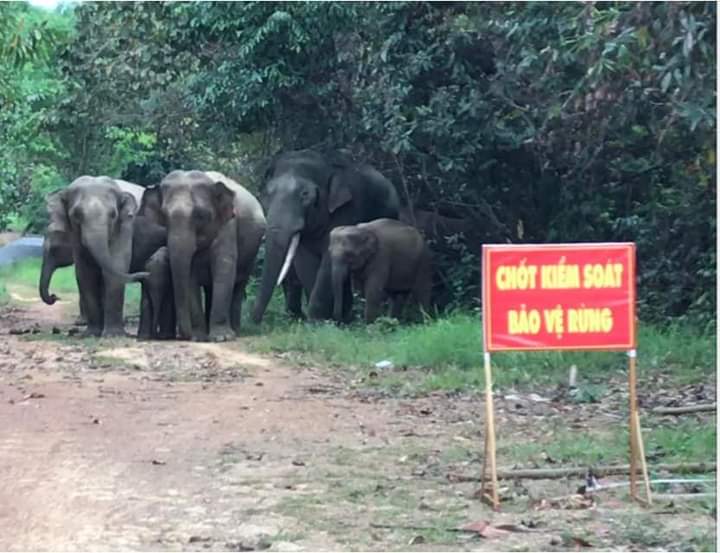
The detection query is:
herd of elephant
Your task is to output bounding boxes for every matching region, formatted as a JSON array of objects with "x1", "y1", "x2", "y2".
[{"x1": 39, "y1": 149, "x2": 473, "y2": 341}]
